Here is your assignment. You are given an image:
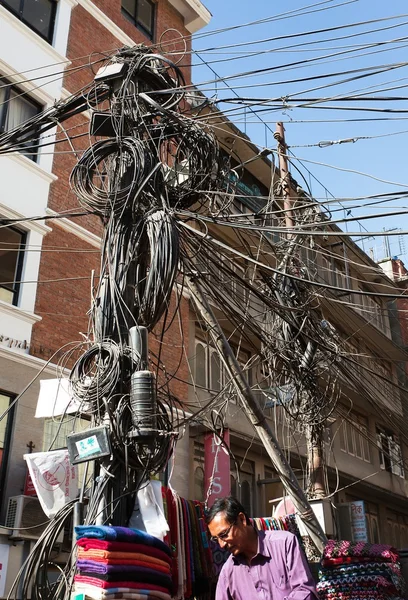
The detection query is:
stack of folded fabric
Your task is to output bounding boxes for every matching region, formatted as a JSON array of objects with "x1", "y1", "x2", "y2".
[
  {"x1": 317, "y1": 540, "x2": 405, "y2": 600},
  {"x1": 74, "y1": 525, "x2": 173, "y2": 600}
]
